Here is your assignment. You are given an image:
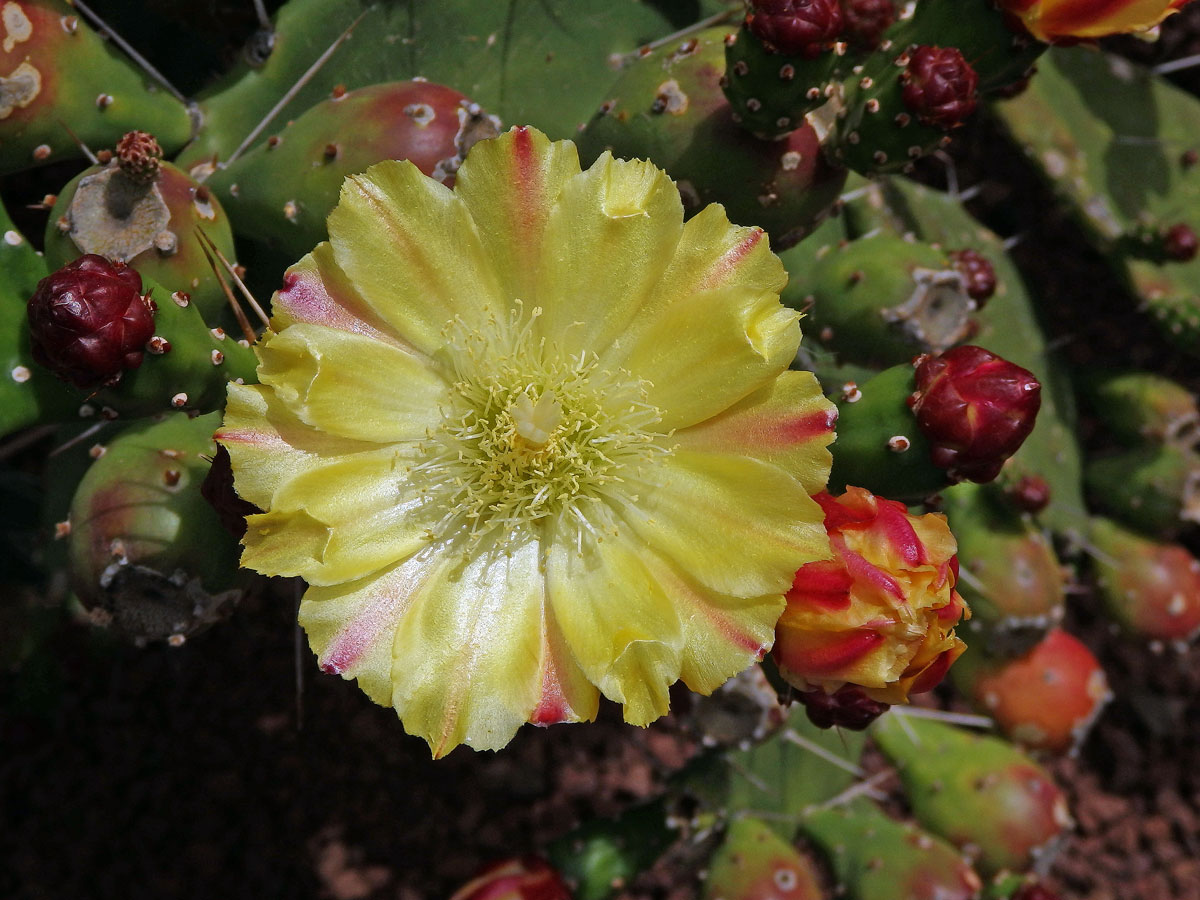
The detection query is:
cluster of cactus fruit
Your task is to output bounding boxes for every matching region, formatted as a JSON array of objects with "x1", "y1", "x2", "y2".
[{"x1": 4, "y1": 0, "x2": 1200, "y2": 897}]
